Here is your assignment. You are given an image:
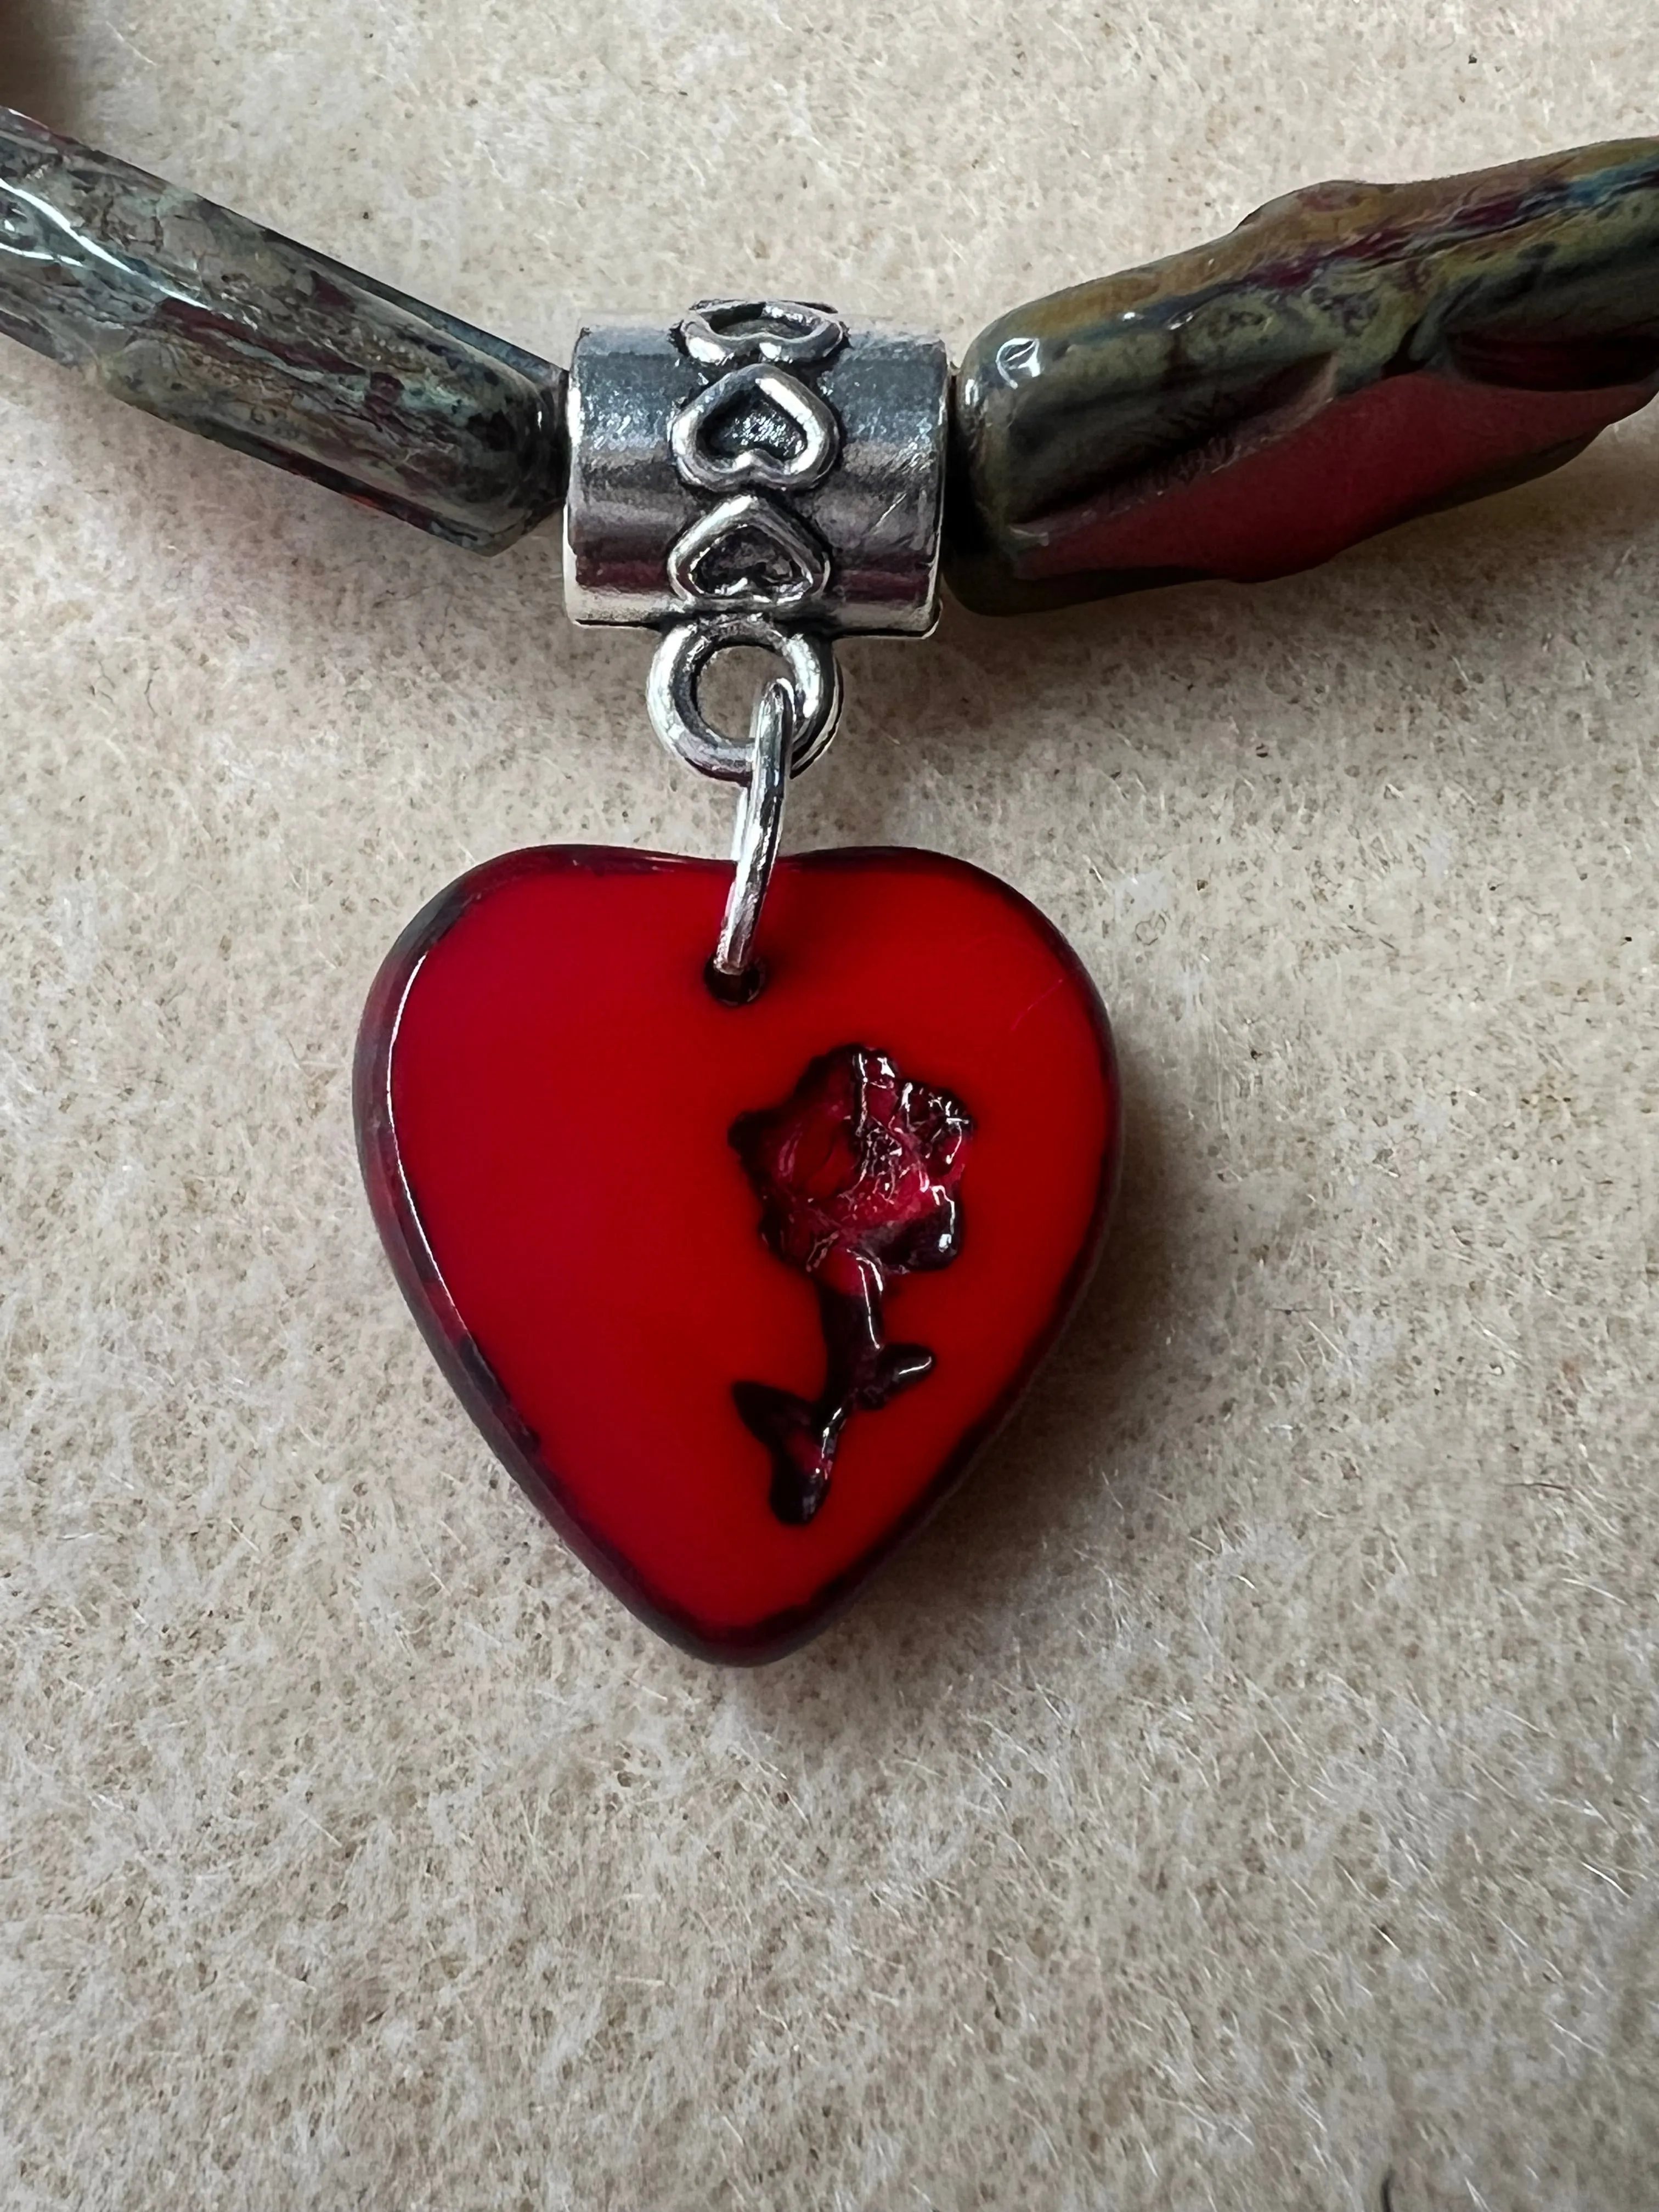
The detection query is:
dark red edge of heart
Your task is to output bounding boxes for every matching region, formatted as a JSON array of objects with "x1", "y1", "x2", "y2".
[{"x1": 353, "y1": 845, "x2": 1123, "y2": 1666}]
